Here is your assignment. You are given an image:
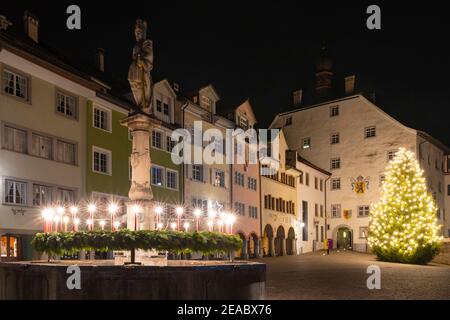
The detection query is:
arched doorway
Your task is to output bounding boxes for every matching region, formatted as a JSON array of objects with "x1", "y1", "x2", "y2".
[
  {"x1": 248, "y1": 233, "x2": 259, "y2": 258},
  {"x1": 336, "y1": 227, "x2": 353, "y2": 250},
  {"x1": 235, "y1": 232, "x2": 247, "y2": 259},
  {"x1": 286, "y1": 227, "x2": 296, "y2": 255},
  {"x1": 274, "y1": 226, "x2": 285, "y2": 256},
  {"x1": 262, "y1": 225, "x2": 274, "y2": 257}
]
